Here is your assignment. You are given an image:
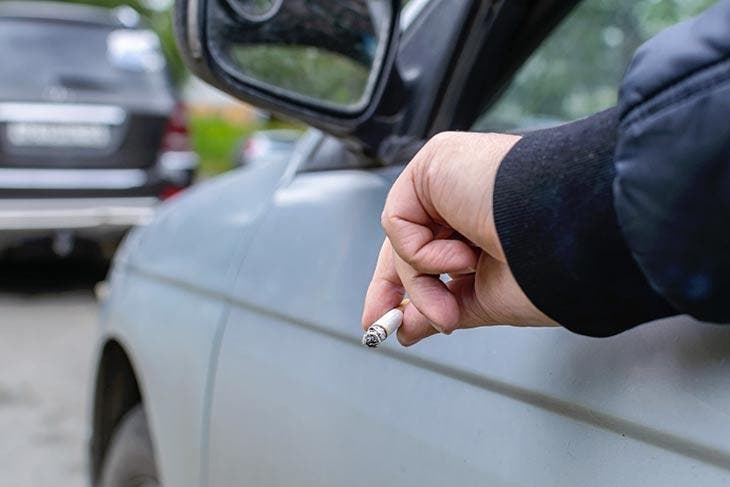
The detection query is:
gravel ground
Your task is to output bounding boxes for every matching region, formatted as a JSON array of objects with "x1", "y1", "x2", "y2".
[{"x1": 0, "y1": 259, "x2": 104, "y2": 487}]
